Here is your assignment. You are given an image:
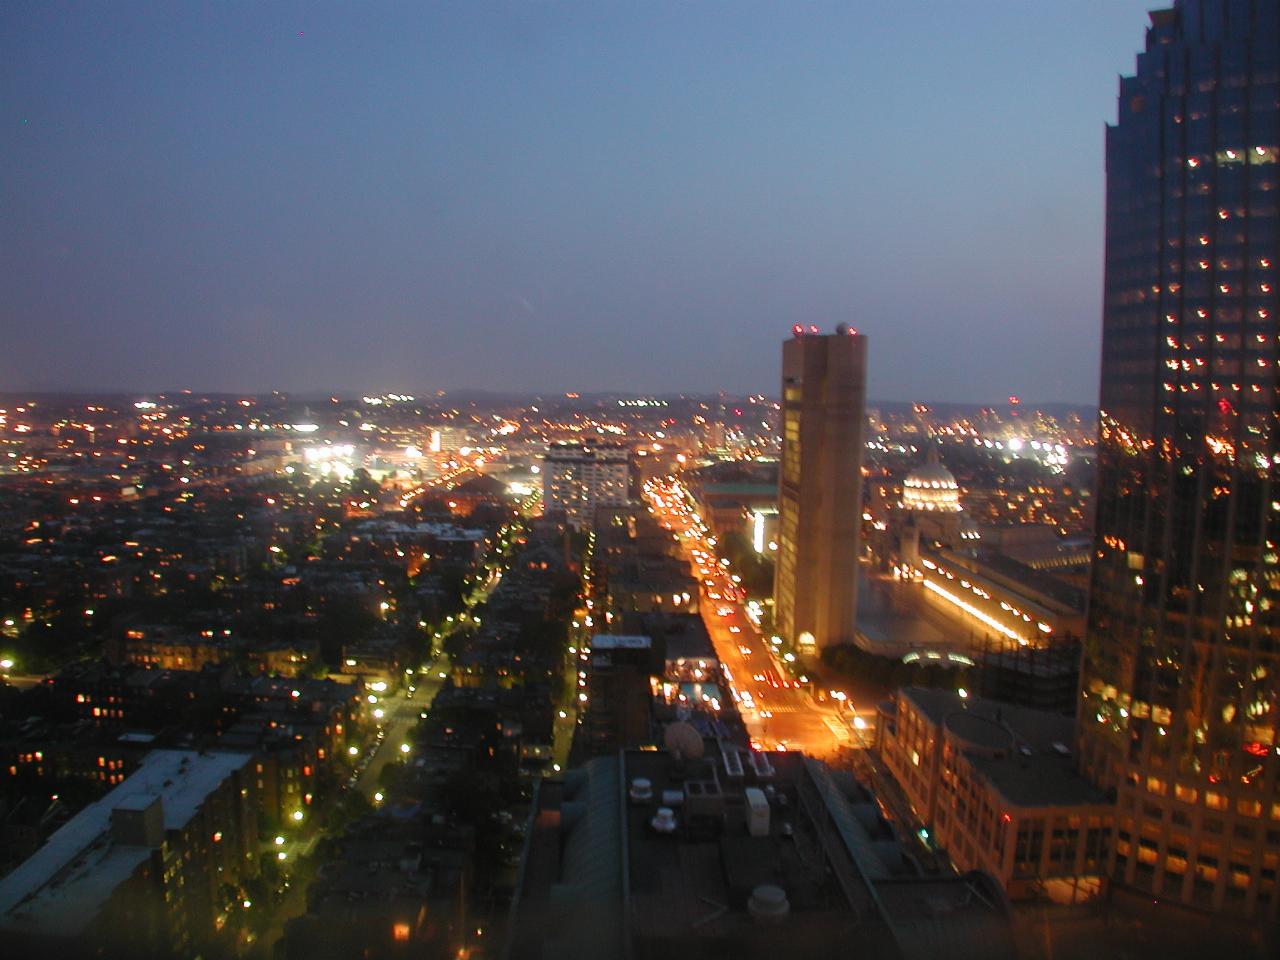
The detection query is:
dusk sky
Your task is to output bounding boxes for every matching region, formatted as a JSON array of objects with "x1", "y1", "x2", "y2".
[{"x1": 3, "y1": 1, "x2": 1155, "y2": 403}]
